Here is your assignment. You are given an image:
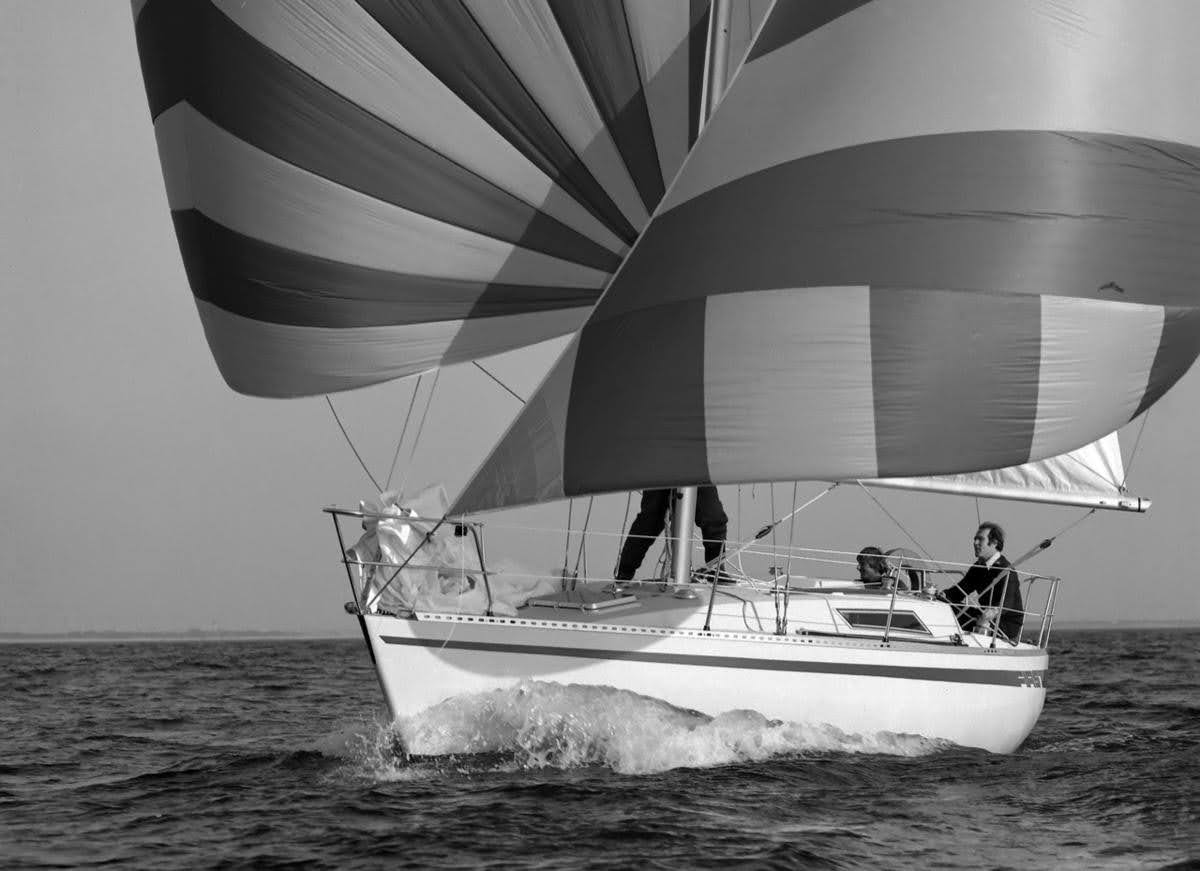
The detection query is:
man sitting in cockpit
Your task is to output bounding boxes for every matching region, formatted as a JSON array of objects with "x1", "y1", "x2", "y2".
[{"x1": 856, "y1": 547, "x2": 889, "y2": 589}]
